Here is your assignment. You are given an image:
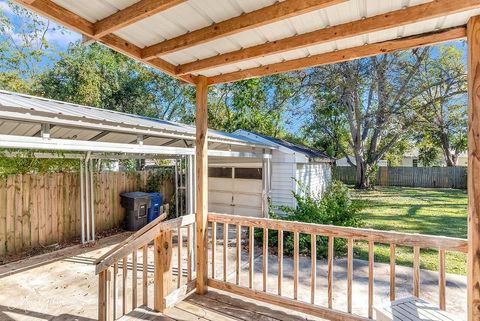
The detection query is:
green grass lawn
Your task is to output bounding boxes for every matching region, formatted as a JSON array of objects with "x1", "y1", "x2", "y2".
[{"x1": 350, "y1": 186, "x2": 467, "y2": 274}]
